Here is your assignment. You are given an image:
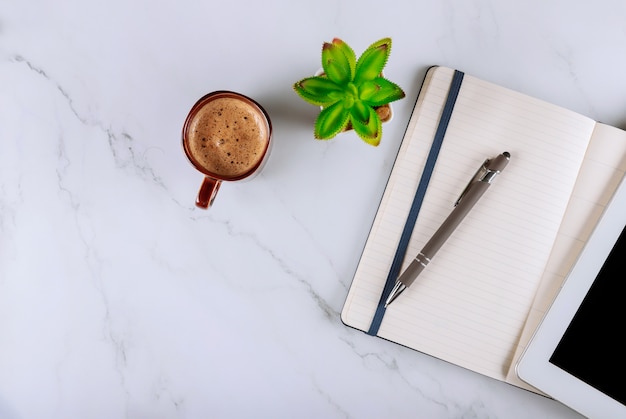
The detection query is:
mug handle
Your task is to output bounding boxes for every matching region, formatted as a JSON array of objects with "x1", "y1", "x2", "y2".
[{"x1": 196, "y1": 176, "x2": 221, "y2": 209}]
